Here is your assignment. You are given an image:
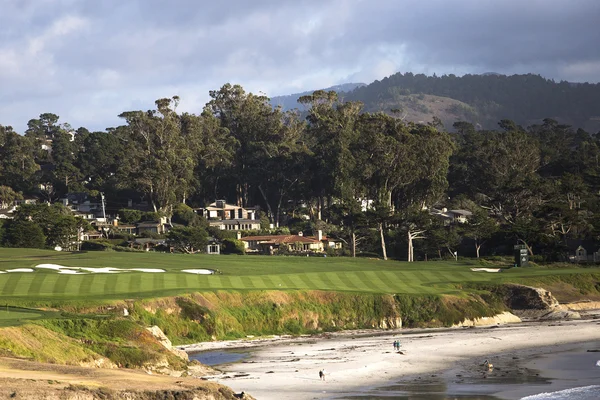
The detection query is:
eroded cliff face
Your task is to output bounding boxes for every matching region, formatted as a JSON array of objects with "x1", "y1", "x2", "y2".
[{"x1": 495, "y1": 284, "x2": 581, "y2": 320}]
